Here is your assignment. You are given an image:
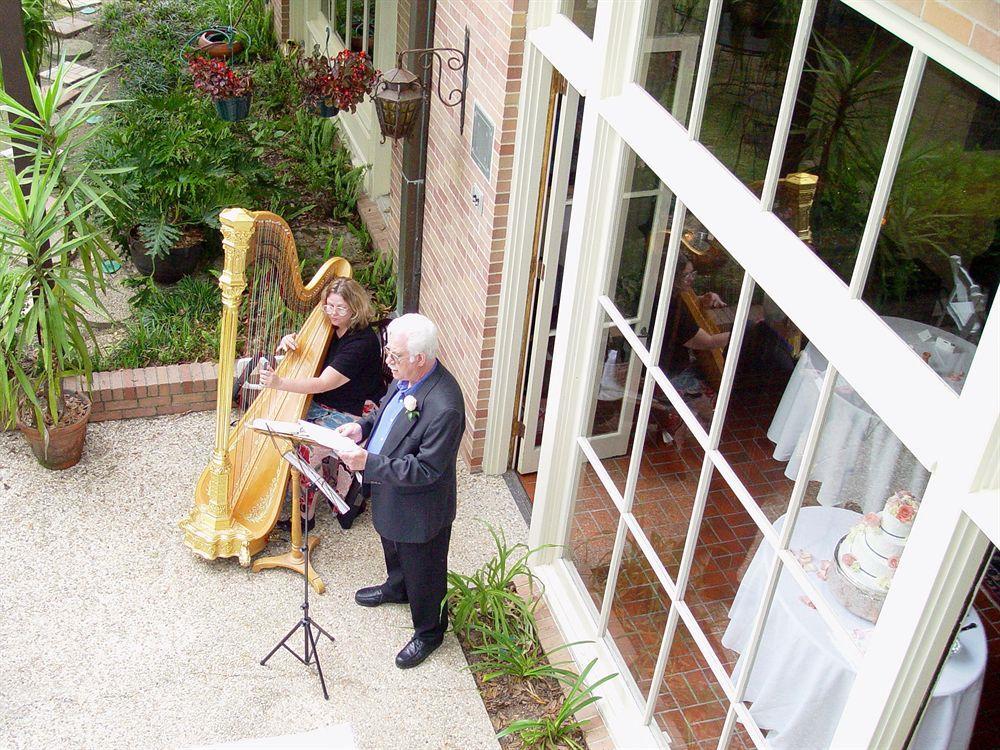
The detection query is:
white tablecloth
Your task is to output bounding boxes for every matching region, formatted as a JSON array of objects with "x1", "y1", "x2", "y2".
[
  {"x1": 722, "y1": 507, "x2": 986, "y2": 750},
  {"x1": 767, "y1": 317, "x2": 976, "y2": 512}
]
